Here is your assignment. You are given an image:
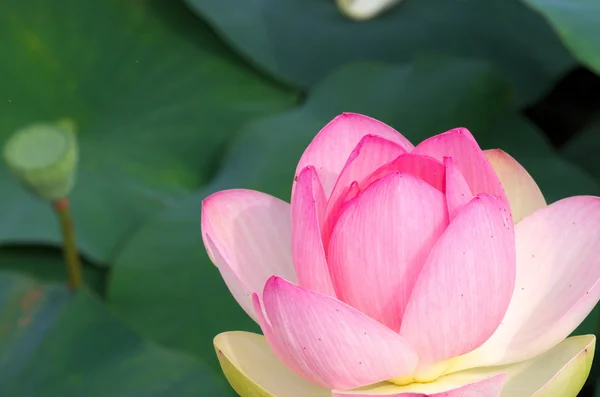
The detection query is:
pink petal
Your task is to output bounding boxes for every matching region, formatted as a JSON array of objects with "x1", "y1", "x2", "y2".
[
  {"x1": 484, "y1": 149, "x2": 546, "y2": 223},
  {"x1": 323, "y1": 153, "x2": 445, "y2": 248},
  {"x1": 322, "y1": 135, "x2": 407, "y2": 248},
  {"x1": 450, "y1": 196, "x2": 600, "y2": 370},
  {"x1": 295, "y1": 113, "x2": 414, "y2": 197},
  {"x1": 291, "y1": 166, "x2": 336, "y2": 296},
  {"x1": 365, "y1": 154, "x2": 446, "y2": 192},
  {"x1": 444, "y1": 157, "x2": 473, "y2": 221},
  {"x1": 344, "y1": 181, "x2": 361, "y2": 202},
  {"x1": 203, "y1": 236, "x2": 259, "y2": 320},
  {"x1": 400, "y1": 194, "x2": 515, "y2": 371},
  {"x1": 413, "y1": 128, "x2": 505, "y2": 199},
  {"x1": 328, "y1": 172, "x2": 448, "y2": 331},
  {"x1": 333, "y1": 373, "x2": 505, "y2": 396},
  {"x1": 254, "y1": 277, "x2": 419, "y2": 390},
  {"x1": 201, "y1": 190, "x2": 296, "y2": 321}
]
